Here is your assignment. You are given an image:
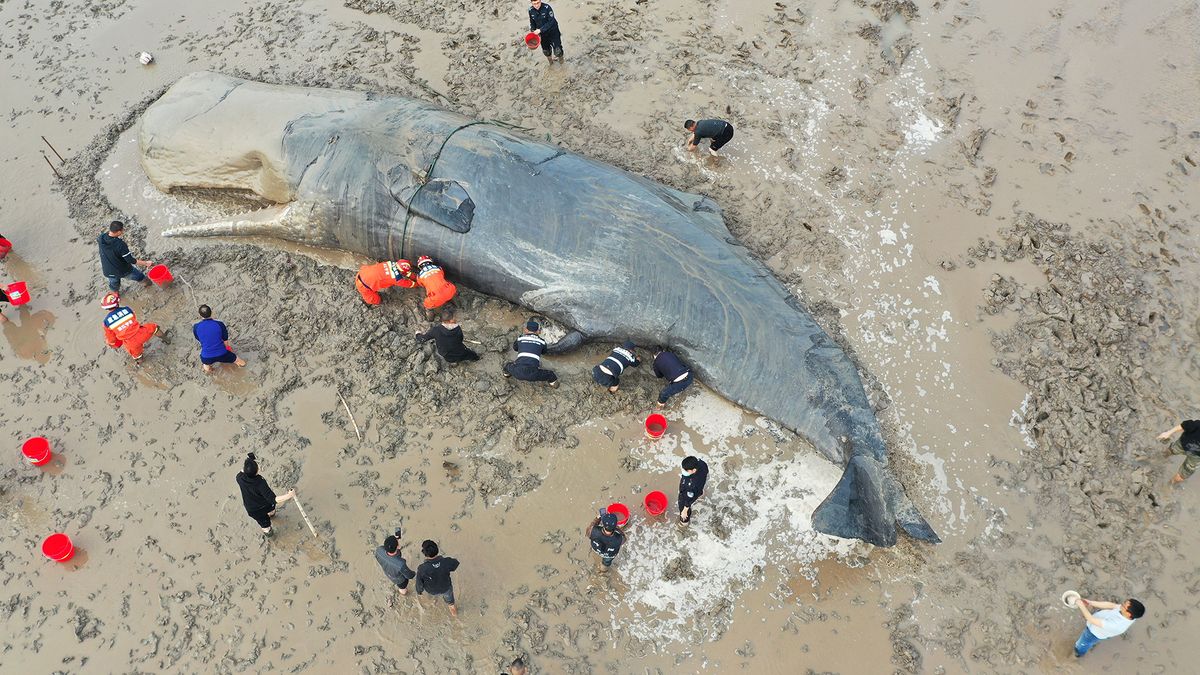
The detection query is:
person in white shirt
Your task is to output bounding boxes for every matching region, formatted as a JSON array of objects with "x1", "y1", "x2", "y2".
[{"x1": 1074, "y1": 597, "x2": 1144, "y2": 657}]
